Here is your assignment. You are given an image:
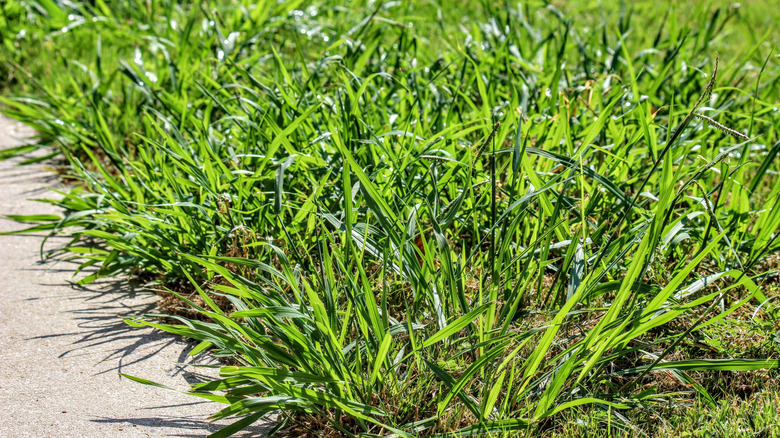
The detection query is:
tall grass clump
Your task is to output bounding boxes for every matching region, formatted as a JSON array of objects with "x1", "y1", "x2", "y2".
[{"x1": 2, "y1": 0, "x2": 780, "y2": 436}]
